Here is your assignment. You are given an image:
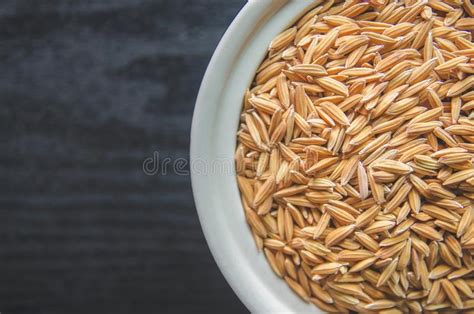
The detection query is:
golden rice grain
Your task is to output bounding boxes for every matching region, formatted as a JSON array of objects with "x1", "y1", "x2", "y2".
[
  {"x1": 411, "y1": 223, "x2": 443, "y2": 241},
  {"x1": 320, "y1": 101, "x2": 350, "y2": 126},
  {"x1": 349, "y1": 256, "x2": 379, "y2": 273},
  {"x1": 372, "y1": 160, "x2": 413, "y2": 175},
  {"x1": 284, "y1": 275, "x2": 310, "y2": 301},
  {"x1": 364, "y1": 299, "x2": 396, "y2": 310},
  {"x1": 312, "y1": 262, "x2": 343, "y2": 277},
  {"x1": 290, "y1": 64, "x2": 328, "y2": 77},
  {"x1": 422, "y1": 204, "x2": 459, "y2": 222},
  {"x1": 377, "y1": 257, "x2": 399, "y2": 287},
  {"x1": 453, "y1": 279, "x2": 474, "y2": 298},
  {"x1": 429, "y1": 264, "x2": 453, "y2": 280},
  {"x1": 316, "y1": 77, "x2": 350, "y2": 96},
  {"x1": 364, "y1": 220, "x2": 396, "y2": 235},
  {"x1": 442, "y1": 279, "x2": 464, "y2": 309},
  {"x1": 325, "y1": 205, "x2": 355, "y2": 225},
  {"x1": 325, "y1": 224, "x2": 356, "y2": 247},
  {"x1": 443, "y1": 169, "x2": 474, "y2": 186}
]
